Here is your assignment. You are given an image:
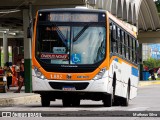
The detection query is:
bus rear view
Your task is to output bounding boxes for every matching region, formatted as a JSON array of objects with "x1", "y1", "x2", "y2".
[{"x1": 32, "y1": 8, "x2": 113, "y2": 107}]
